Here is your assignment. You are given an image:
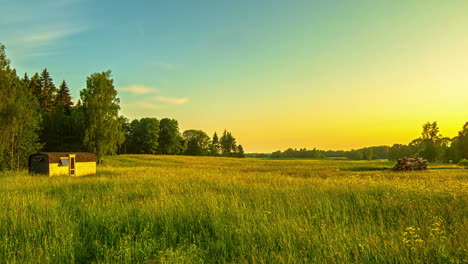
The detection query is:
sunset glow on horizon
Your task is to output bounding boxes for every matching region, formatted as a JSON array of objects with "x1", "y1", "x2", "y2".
[{"x1": 2, "y1": 0, "x2": 468, "y2": 152}]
